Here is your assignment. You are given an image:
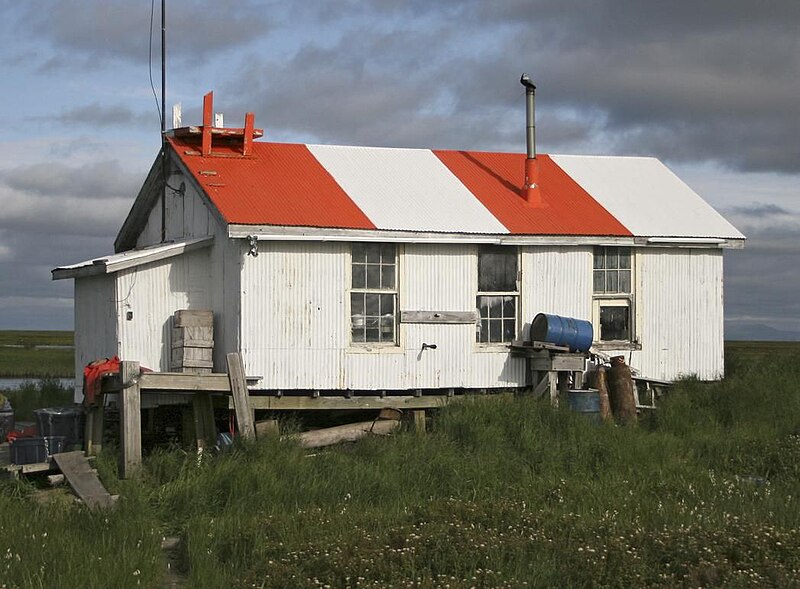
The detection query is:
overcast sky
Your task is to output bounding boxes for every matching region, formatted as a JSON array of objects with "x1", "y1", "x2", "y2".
[{"x1": 0, "y1": 1, "x2": 798, "y2": 338}]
